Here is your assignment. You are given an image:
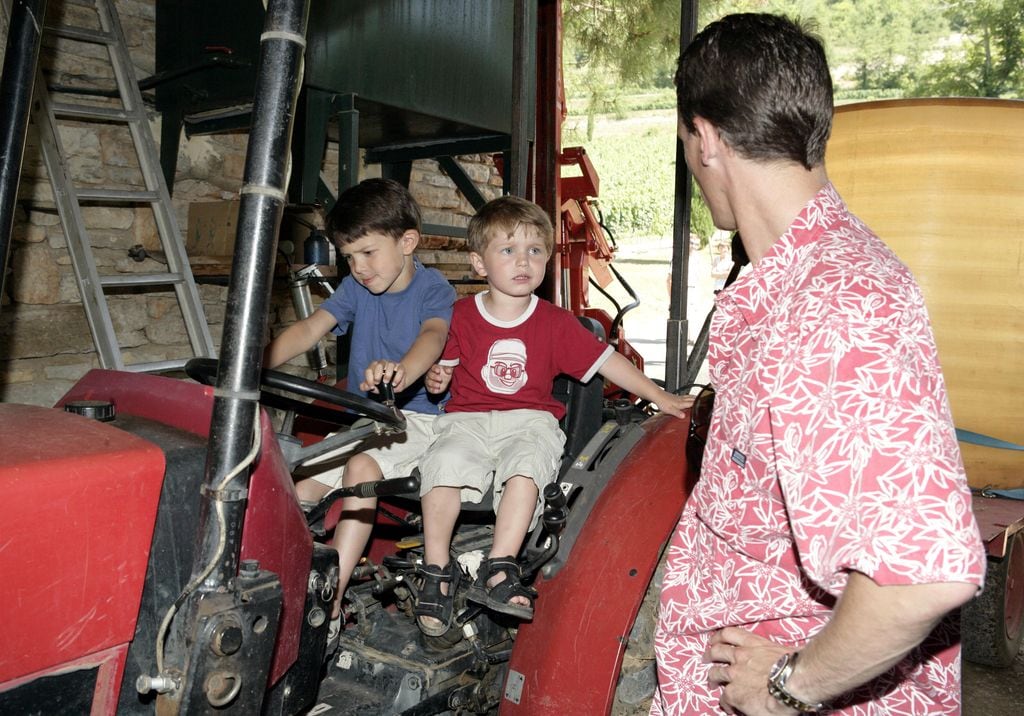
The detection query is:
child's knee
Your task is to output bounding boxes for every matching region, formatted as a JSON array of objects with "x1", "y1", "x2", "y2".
[
  {"x1": 341, "y1": 453, "x2": 382, "y2": 486},
  {"x1": 295, "y1": 478, "x2": 331, "y2": 502}
]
